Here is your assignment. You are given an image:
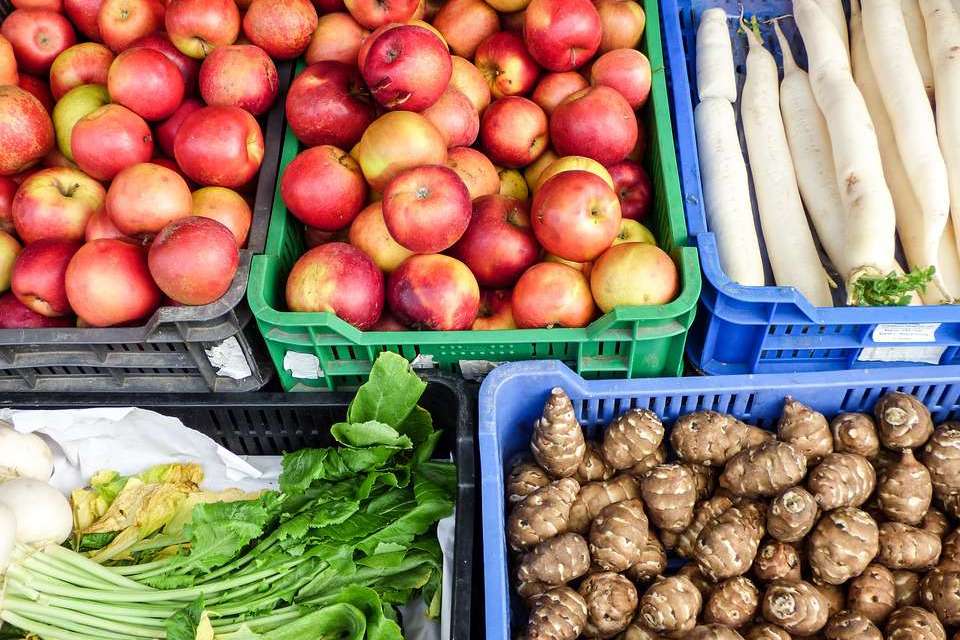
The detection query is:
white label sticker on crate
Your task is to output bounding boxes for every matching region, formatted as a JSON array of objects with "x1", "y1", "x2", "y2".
[
  {"x1": 283, "y1": 351, "x2": 323, "y2": 379},
  {"x1": 205, "y1": 337, "x2": 253, "y2": 380},
  {"x1": 858, "y1": 345, "x2": 947, "y2": 365},
  {"x1": 459, "y1": 360, "x2": 503, "y2": 382},
  {"x1": 871, "y1": 322, "x2": 941, "y2": 343},
  {"x1": 411, "y1": 354, "x2": 436, "y2": 369}
]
